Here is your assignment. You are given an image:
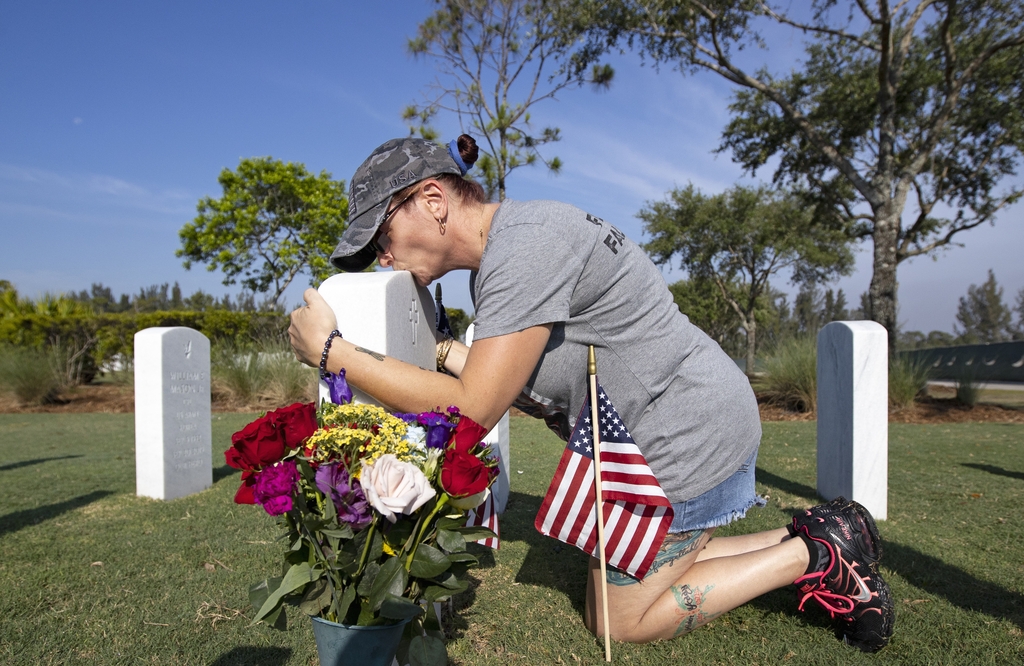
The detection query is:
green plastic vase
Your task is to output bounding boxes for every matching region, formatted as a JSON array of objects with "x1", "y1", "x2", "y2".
[{"x1": 310, "y1": 616, "x2": 411, "y2": 666}]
